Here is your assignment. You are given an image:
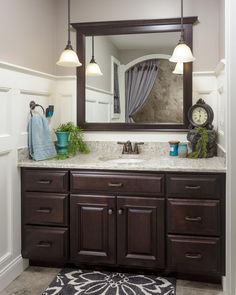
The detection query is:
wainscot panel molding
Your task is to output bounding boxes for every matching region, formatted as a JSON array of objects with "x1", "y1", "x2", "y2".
[{"x1": 0, "y1": 63, "x2": 56, "y2": 292}]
